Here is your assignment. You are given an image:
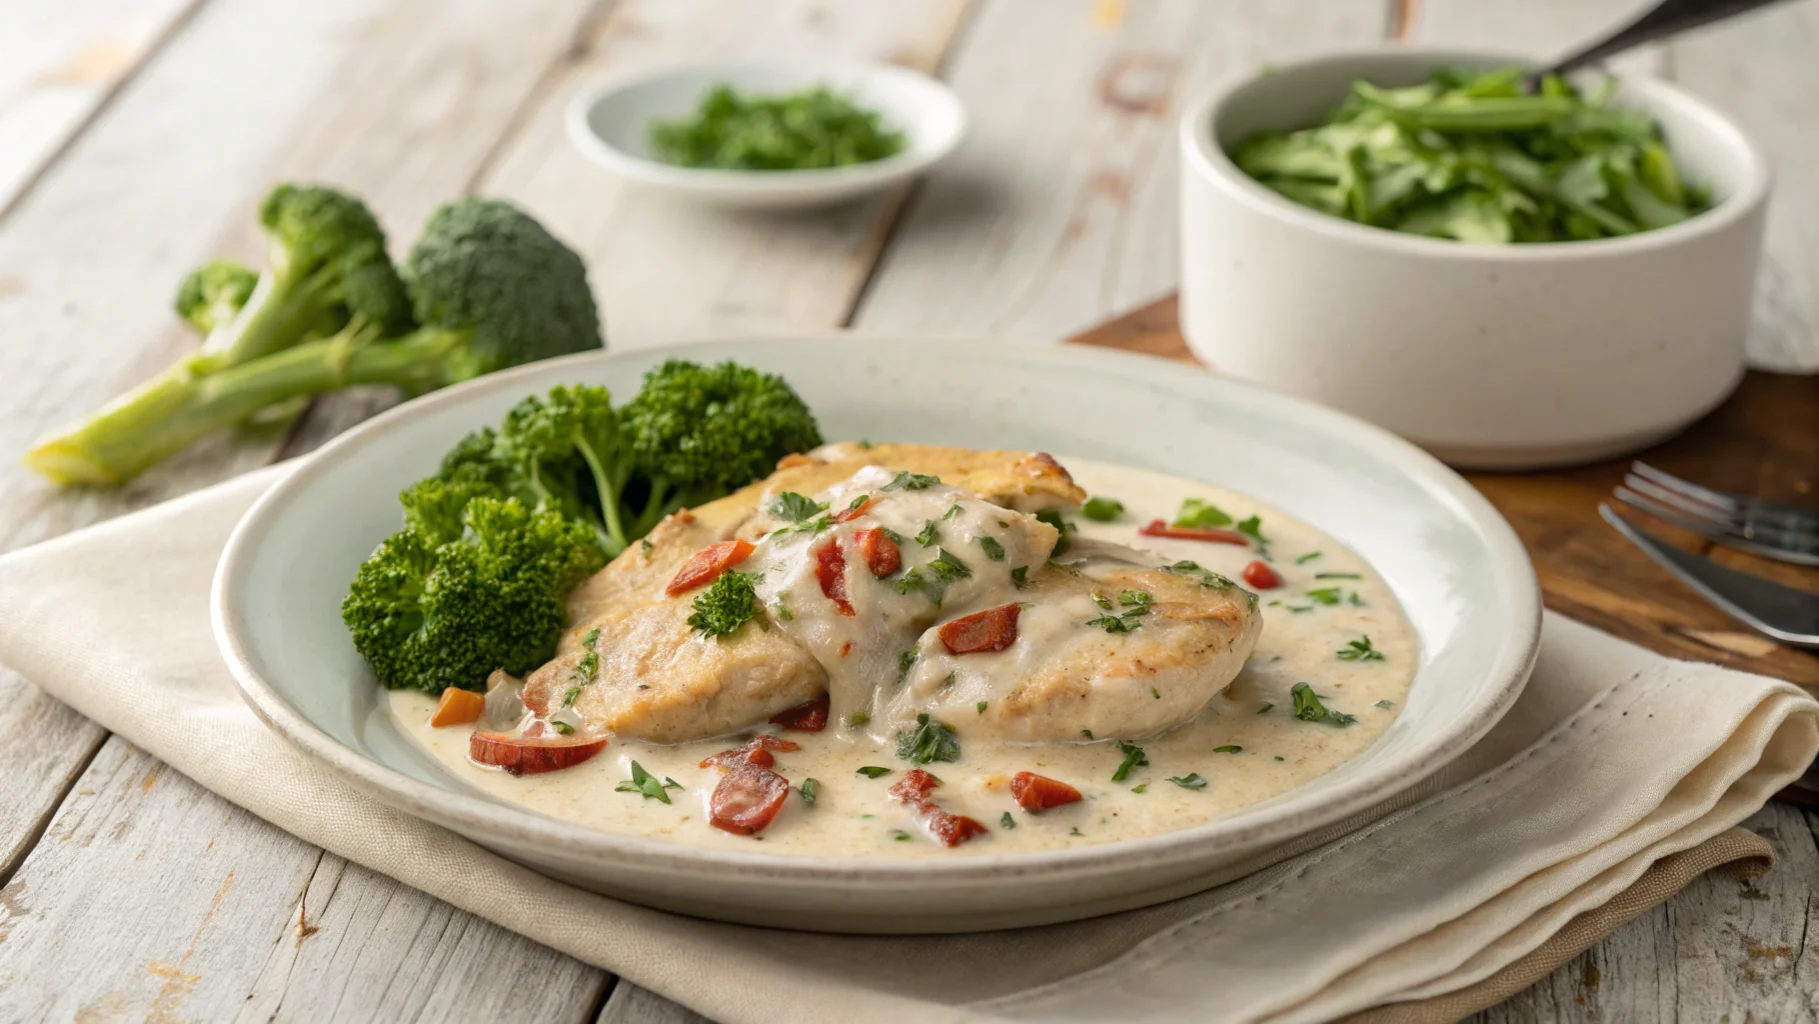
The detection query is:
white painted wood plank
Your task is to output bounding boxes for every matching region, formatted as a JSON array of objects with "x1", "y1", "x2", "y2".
[
  {"x1": 0, "y1": 0, "x2": 204, "y2": 215},
  {"x1": 0, "y1": 668, "x2": 107, "y2": 881},
  {"x1": 1465, "y1": 803, "x2": 1819, "y2": 1023},
  {"x1": 596, "y1": 980, "x2": 713, "y2": 1024},
  {"x1": 479, "y1": 0, "x2": 973, "y2": 348},
  {"x1": 236, "y1": 853, "x2": 608, "y2": 1023},
  {"x1": 1671, "y1": 1, "x2": 1819, "y2": 373},
  {"x1": 849, "y1": 0, "x2": 1384, "y2": 343}
]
